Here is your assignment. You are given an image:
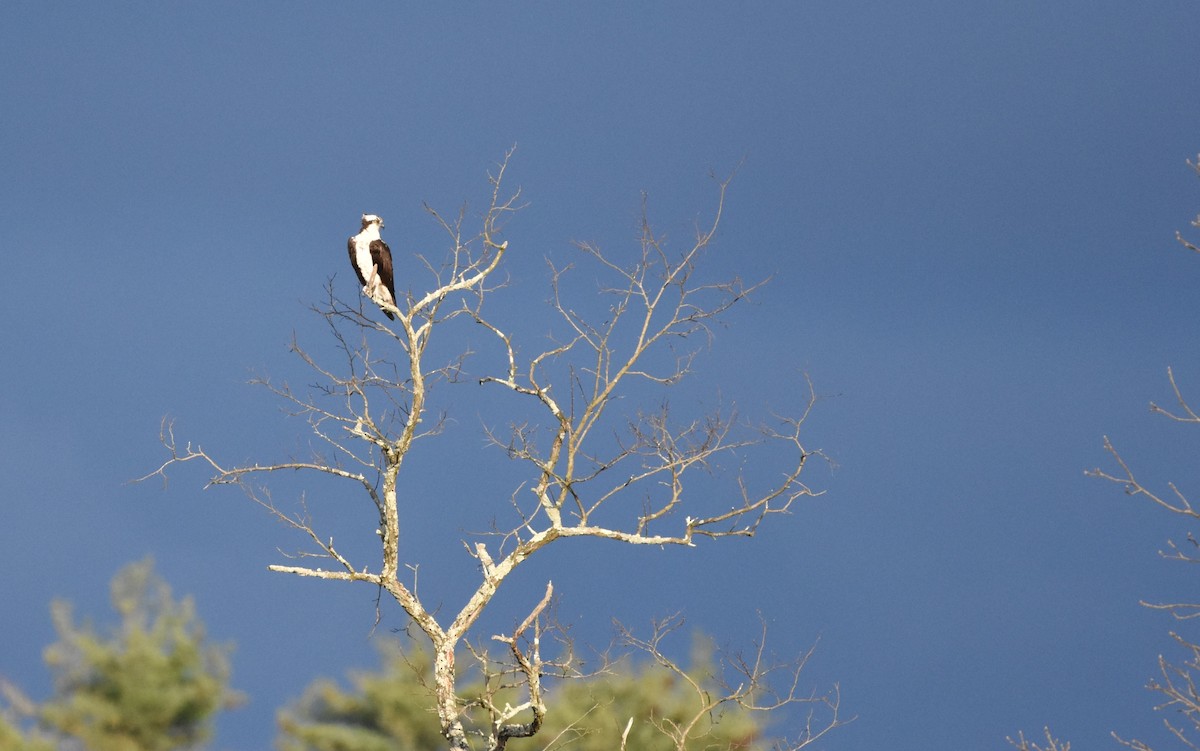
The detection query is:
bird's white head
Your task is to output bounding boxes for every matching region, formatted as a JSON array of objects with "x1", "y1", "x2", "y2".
[{"x1": 361, "y1": 213, "x2": 385, "y2": 230}]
